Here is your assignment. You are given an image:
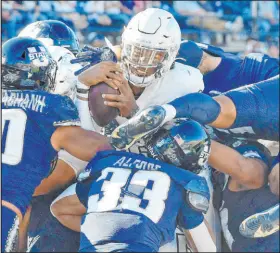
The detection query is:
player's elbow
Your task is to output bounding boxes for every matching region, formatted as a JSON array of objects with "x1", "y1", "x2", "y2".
[
  {"x1": 51, "y1": 126, "x2": 68, "y2": 151},
  {"x1": 238, "y1": 157, "x2": 267, "y2": 189}
]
